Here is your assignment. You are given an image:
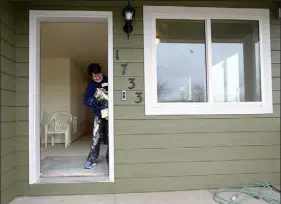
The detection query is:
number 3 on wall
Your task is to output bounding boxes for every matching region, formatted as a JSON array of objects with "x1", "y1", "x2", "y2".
[
  {"x1": 135, "y1": 92, "x2": 143, "y2": 103},
  {"x1": 128, "y1": 78, "x2": 135, "y2": 89}
]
